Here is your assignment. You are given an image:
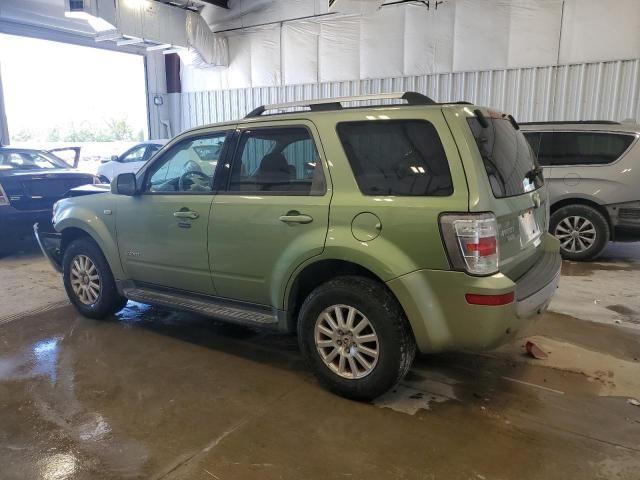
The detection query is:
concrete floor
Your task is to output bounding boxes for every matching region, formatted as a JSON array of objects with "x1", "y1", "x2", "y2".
[{"x1": 1, "y1": 244, "x2": 640, "y2": 479}]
